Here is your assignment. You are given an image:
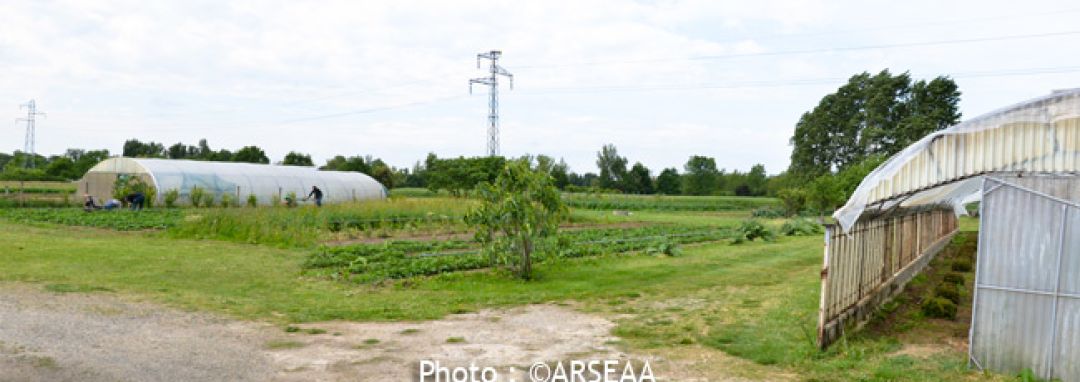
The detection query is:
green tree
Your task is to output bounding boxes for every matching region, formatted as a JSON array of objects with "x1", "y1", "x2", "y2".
[
  {"x1": 321, "y1": 155, "x2": 372, "y2": 173},
  {"x1": 550, "y1": 159, "x2": 570, "y2": 190},
  {"x1": 425, "y1": 155, "x2": 506, "y2": 196},
  {"x1": 122, "y1": 139, "x2": 166, "y2": 158},
  {"x1": 745, "y1": 164, "x2": 767, "y2": 196},
  {"x1": 369, "y1": 159, "x2": 395, "y2": 188},
  {"x1": 656, "y1": 168, "x2": 680, "y2": 195},
  {"x1": 44, "y1": 156, "x2": 76, "y2": 179},
  {"x1": 282, "y1": 152, "x2": 314, "y2": 166},
  {"x1": 625, "y1": 162, "x2": 653, "y2": 194},
  {"x1": 682, "y1": 155, "x2": 719, "y2": 196},
  {"x1": 466, "y1": 159, "x2": 566, "y2": 279},
  {"x1": 789, "y1": 70, "x2": 960, "y2": 179},
  {"x1": 232, "y1": 146, "x2": 270, "y2": 164},
  {"x1": 595, "y1": 144, "x2": 627, "y2": 191}
]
